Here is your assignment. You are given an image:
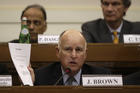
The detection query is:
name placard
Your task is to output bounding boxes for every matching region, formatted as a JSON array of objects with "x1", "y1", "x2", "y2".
[
  {"x1": 124, "y1": 35, "x2": 140, "y2": 43},
  {"x1": 0, "y1": 75, "x2": 12, "y2": 86},
  {"x1": 82, "y1": 75, "x2": 123, "y2": 87},
  {"x1": 38, "y1": 35, "x2": 59, "y2": 44}
]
